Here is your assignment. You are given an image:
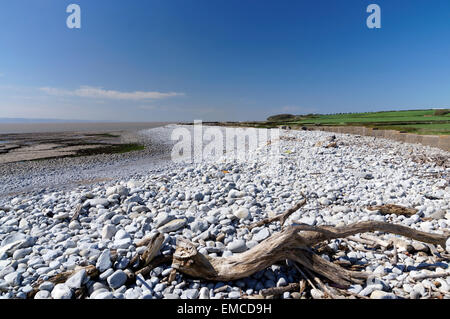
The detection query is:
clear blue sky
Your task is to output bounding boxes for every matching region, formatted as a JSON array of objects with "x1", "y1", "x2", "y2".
[{"x1": 1, "y1": 0, "x2": 450, "y2": 122}]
